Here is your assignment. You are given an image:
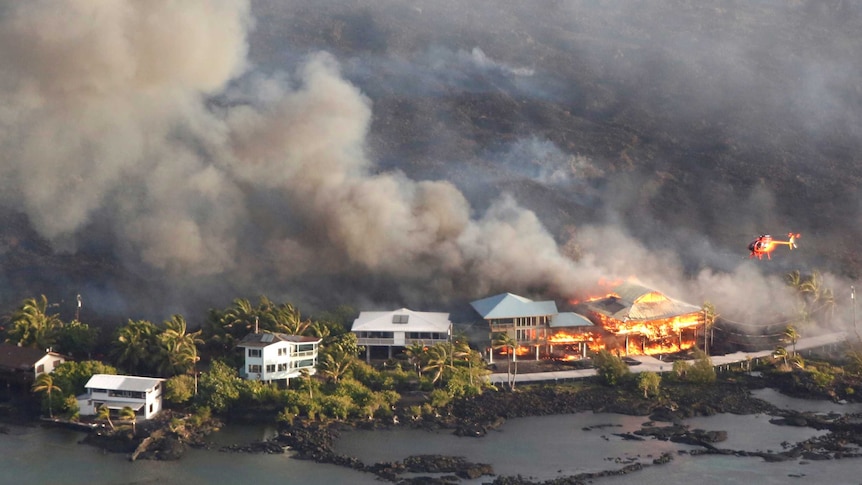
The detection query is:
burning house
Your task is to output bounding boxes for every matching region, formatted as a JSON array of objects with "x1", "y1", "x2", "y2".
[
  {"x1": 471, "y1": 283, "x2": 705, "y2": 361},
  {"x1": 575, "y1": 282, "x2": 704, "y2": 356},
  {"x1": 470, "y1": 293, "x2": 599, "y2": 361}
]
